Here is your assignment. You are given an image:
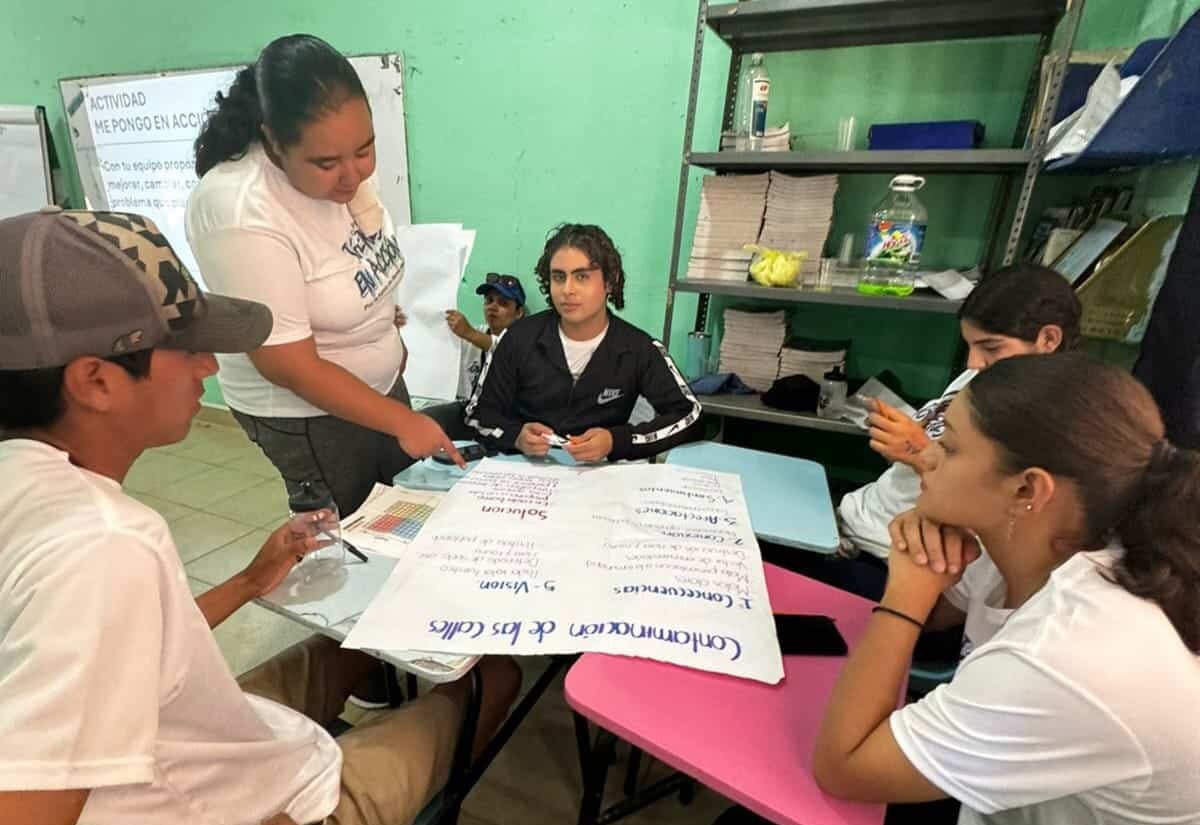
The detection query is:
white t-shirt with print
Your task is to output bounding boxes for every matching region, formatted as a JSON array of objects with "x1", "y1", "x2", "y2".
[
  {"x1": 185, "y1": 143, "x2": 406, "y2": 417},
  {"x1": 456, "y1": 325, "x2": 502, "y2": 400},
  {"x1": 559, "y1": 324, "x2": 608, "y2": 382},
  {"x1": 0, "y1": 440, "x2": 342, "y2": 825},
  {"x1": 839, "y1": 369, "x2": 977, "y2": 558},
  {"x1": 942, "y1": 549, "x2": 1011, "y2": 659},
  {"x1": 891, "y1": 547, "x2": 1200, "y2": 825}
]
